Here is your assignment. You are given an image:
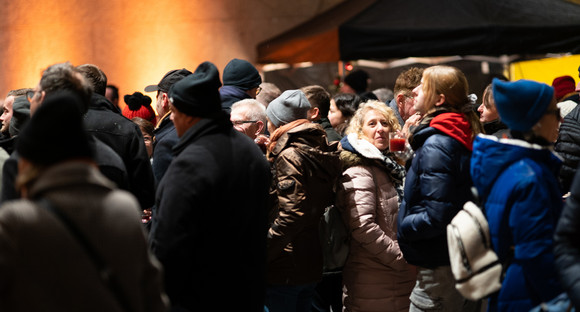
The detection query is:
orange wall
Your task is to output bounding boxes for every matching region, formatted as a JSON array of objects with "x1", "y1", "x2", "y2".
[{"x1": 0, "y1": 0, "x2": 344, "y2": 108}]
